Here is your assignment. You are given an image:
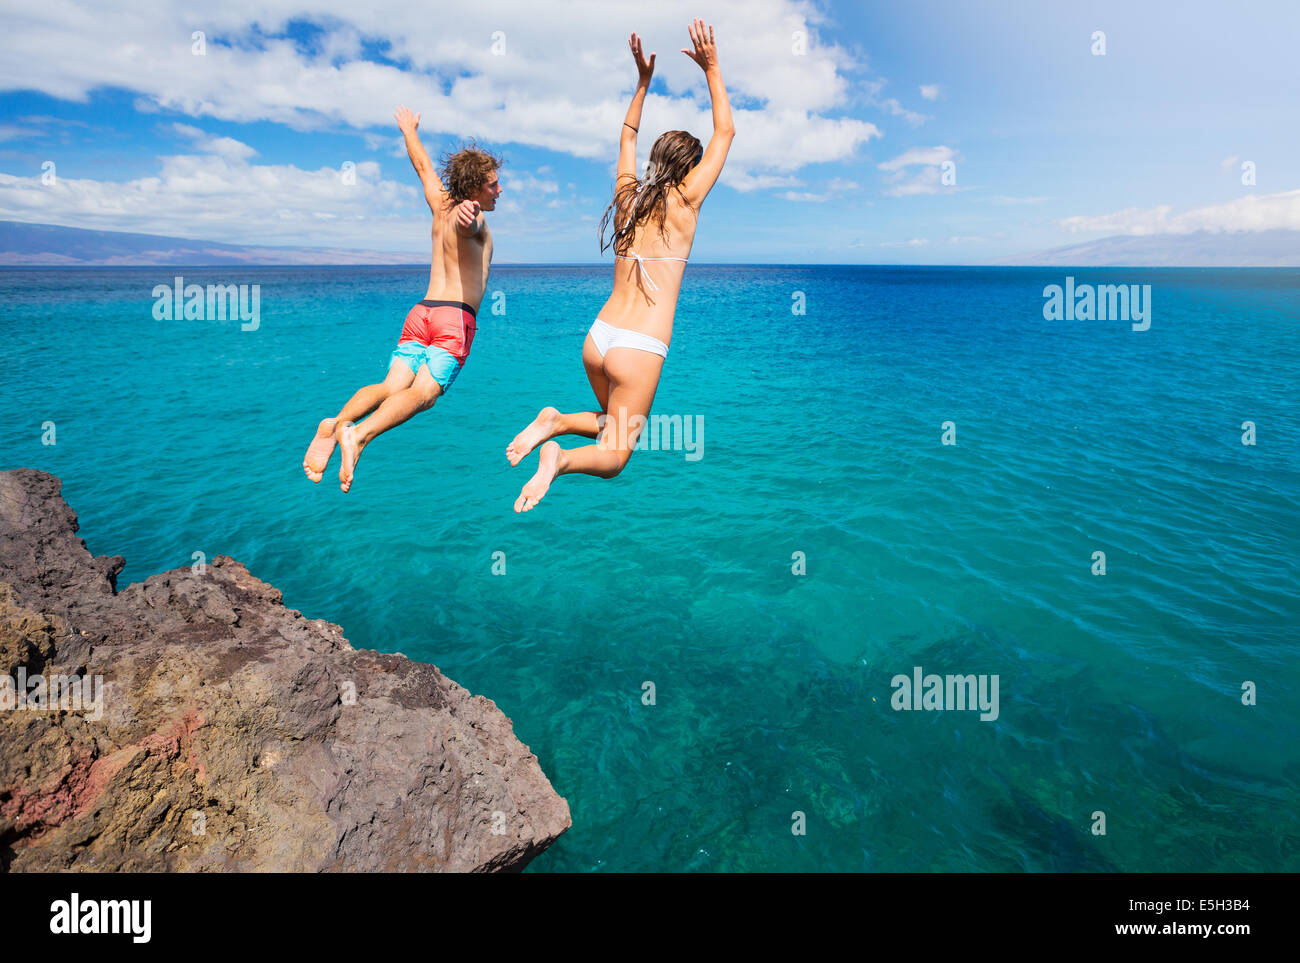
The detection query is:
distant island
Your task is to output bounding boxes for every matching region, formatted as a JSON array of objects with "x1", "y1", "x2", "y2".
[
  {"x1": 0, "y1": 220, "x2": 429, "y2": 267},
  {"x1": 4, "y1": 218, "x2": 1300, "y2": 267},
  {"x1": 996, "y1": 229, "x2": 1300, "y2": 267}
]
